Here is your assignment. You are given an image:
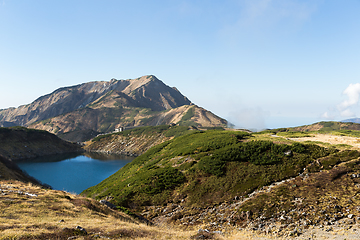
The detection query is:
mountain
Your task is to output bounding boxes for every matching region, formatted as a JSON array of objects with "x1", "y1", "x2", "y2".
[
  {"x1": 342, "y1": 118, "x2": 360, "y2": 124},
  {"x1": 268, "y1": 121, "x2": 360, "y2": 132},
  {"x1": 0, "y1": 75, "x2": 227, "y2": 141}
]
